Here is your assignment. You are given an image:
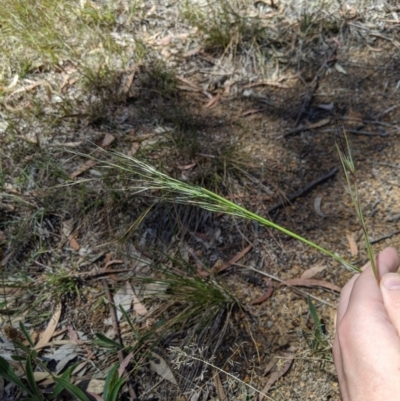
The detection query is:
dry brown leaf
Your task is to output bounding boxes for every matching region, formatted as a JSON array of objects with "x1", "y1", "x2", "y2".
[
  {"x1": 68, "y1": 234, "x2": 80, "y2": 251},
  {"x1": 213, "y1": 369, "x2": 228, "y2": 401},
  {"x1": 67, "y1": 326, "x2": 95, "y2": 360},
  {"x1": 263, "y1": 357, "x2": 277, "y2": 376},
  {"x1": 177, "y1": 163, "x2": 196, "y2": 170},
  {"x1": 128, "y1": 142, "x2": 140, "y2": 156},
  {"x1": 35, "y1": 303, "x2": 62, "y2": 350},
  {"x1": 5, "y1": 74, "x2": 19, "y2": 90},
  {"x1": 250, "y1": 285, "x2": 273, "y2": 305},
  {"x1": 120, "y1": 70, "x2": 136, "y2": 97},
  {"x1": 70, "y1": 159, "x2": 97, "y2": 179},
  {"x1": 129, "y1": 282, "x2": 148, "y2": 316},
  {"x1": 118, "y1": 351, "x2": 134, "y2": 378},
  {"x1": 242, "y1": 109, "x2": 263, "y2": 116},
  {"x1": 156, "y1": 36, "x2": 171, "y2": 46},
  {"x1": 243, "y1": 80, "x2": 289, "y2": 89},
  {"x1": 200, "y1": 244, "x2": 253, "y2": 277},
  {"x1": 305, "y1": 118, "x2": 331, "y2": 129},
  {"x1": 335, "y1": 63, "x2": 347, "y2": 75},
  {"x1": 314, "y1": 196, "x2": 326, "y2": 217},
  {"x1": 62, "y1": 220, "x2": 73, "y2": 237},
  {"x1": 149, "y1": 354, "x2": 177, "y2": 385},
  {"x1": 183, "y1": 46, "x2": 202, "y2": 58},
  {"x1": 146, "y1": 4, "x2": 156, "y2": 16},
  {"x1": 100, "y1": 133, "x2": 115, "y2": 148},
  {"x1": 283, "y1": 278, "x2": 341, "y2": 293},
  {"x1": 220, "y1": 244, "x2": 253, "y2": 272},
  {"x1": 347, "y1": 108, "x2": 363, "y2": 123},
  {"x1": 33, "y1": 372, "x2": 52, "y2": 382},
  {"x1": 259, "y1": 353, "x2": 294, "y2": 401},
  {"x1": 60, "y1": 74, "x2": 79, "y2": 92},
  {"x1": 301, "y1": 264, "x2": 326, "y2": 279},
  {"x1": 86, "y1": 379, "x2": 105, "y2": 394},
  {"x1": 7, "y1": 81, "x2": 45, "y2": 96},
  {"x1": 346, "y1": 233, "x2": 358, "y2": 257},
  {"x1": 205, "y1": 92, "x2": 221, "y2": 108},
  {"x1": 175, "y1": 75, "x2": 201, "y2": 90}
]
